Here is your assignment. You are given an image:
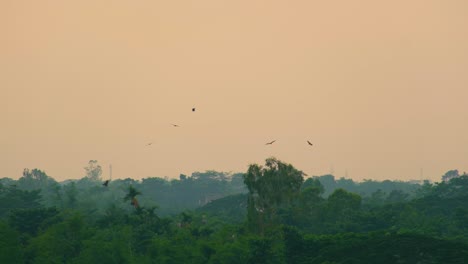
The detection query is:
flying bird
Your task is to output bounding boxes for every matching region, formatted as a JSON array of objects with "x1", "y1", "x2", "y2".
[
  {"x1": 146, "y1": 142, "x2": 153, "y2": 146},
  {"x1": 103, "y1": 180, "x2": 109, "y2": 187},
  {"x1": 265, "y1": 140, "x2": 276, "y2": 145},
  {"x1": 171, "y1": 124, "x2": 180, "y2": 127},
  {"x1": 307, "y1": 141, "x2": 313, "y2": 146},
  {"x1": 192, "y1": 107, "x2": 196, "y2": 112}
]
